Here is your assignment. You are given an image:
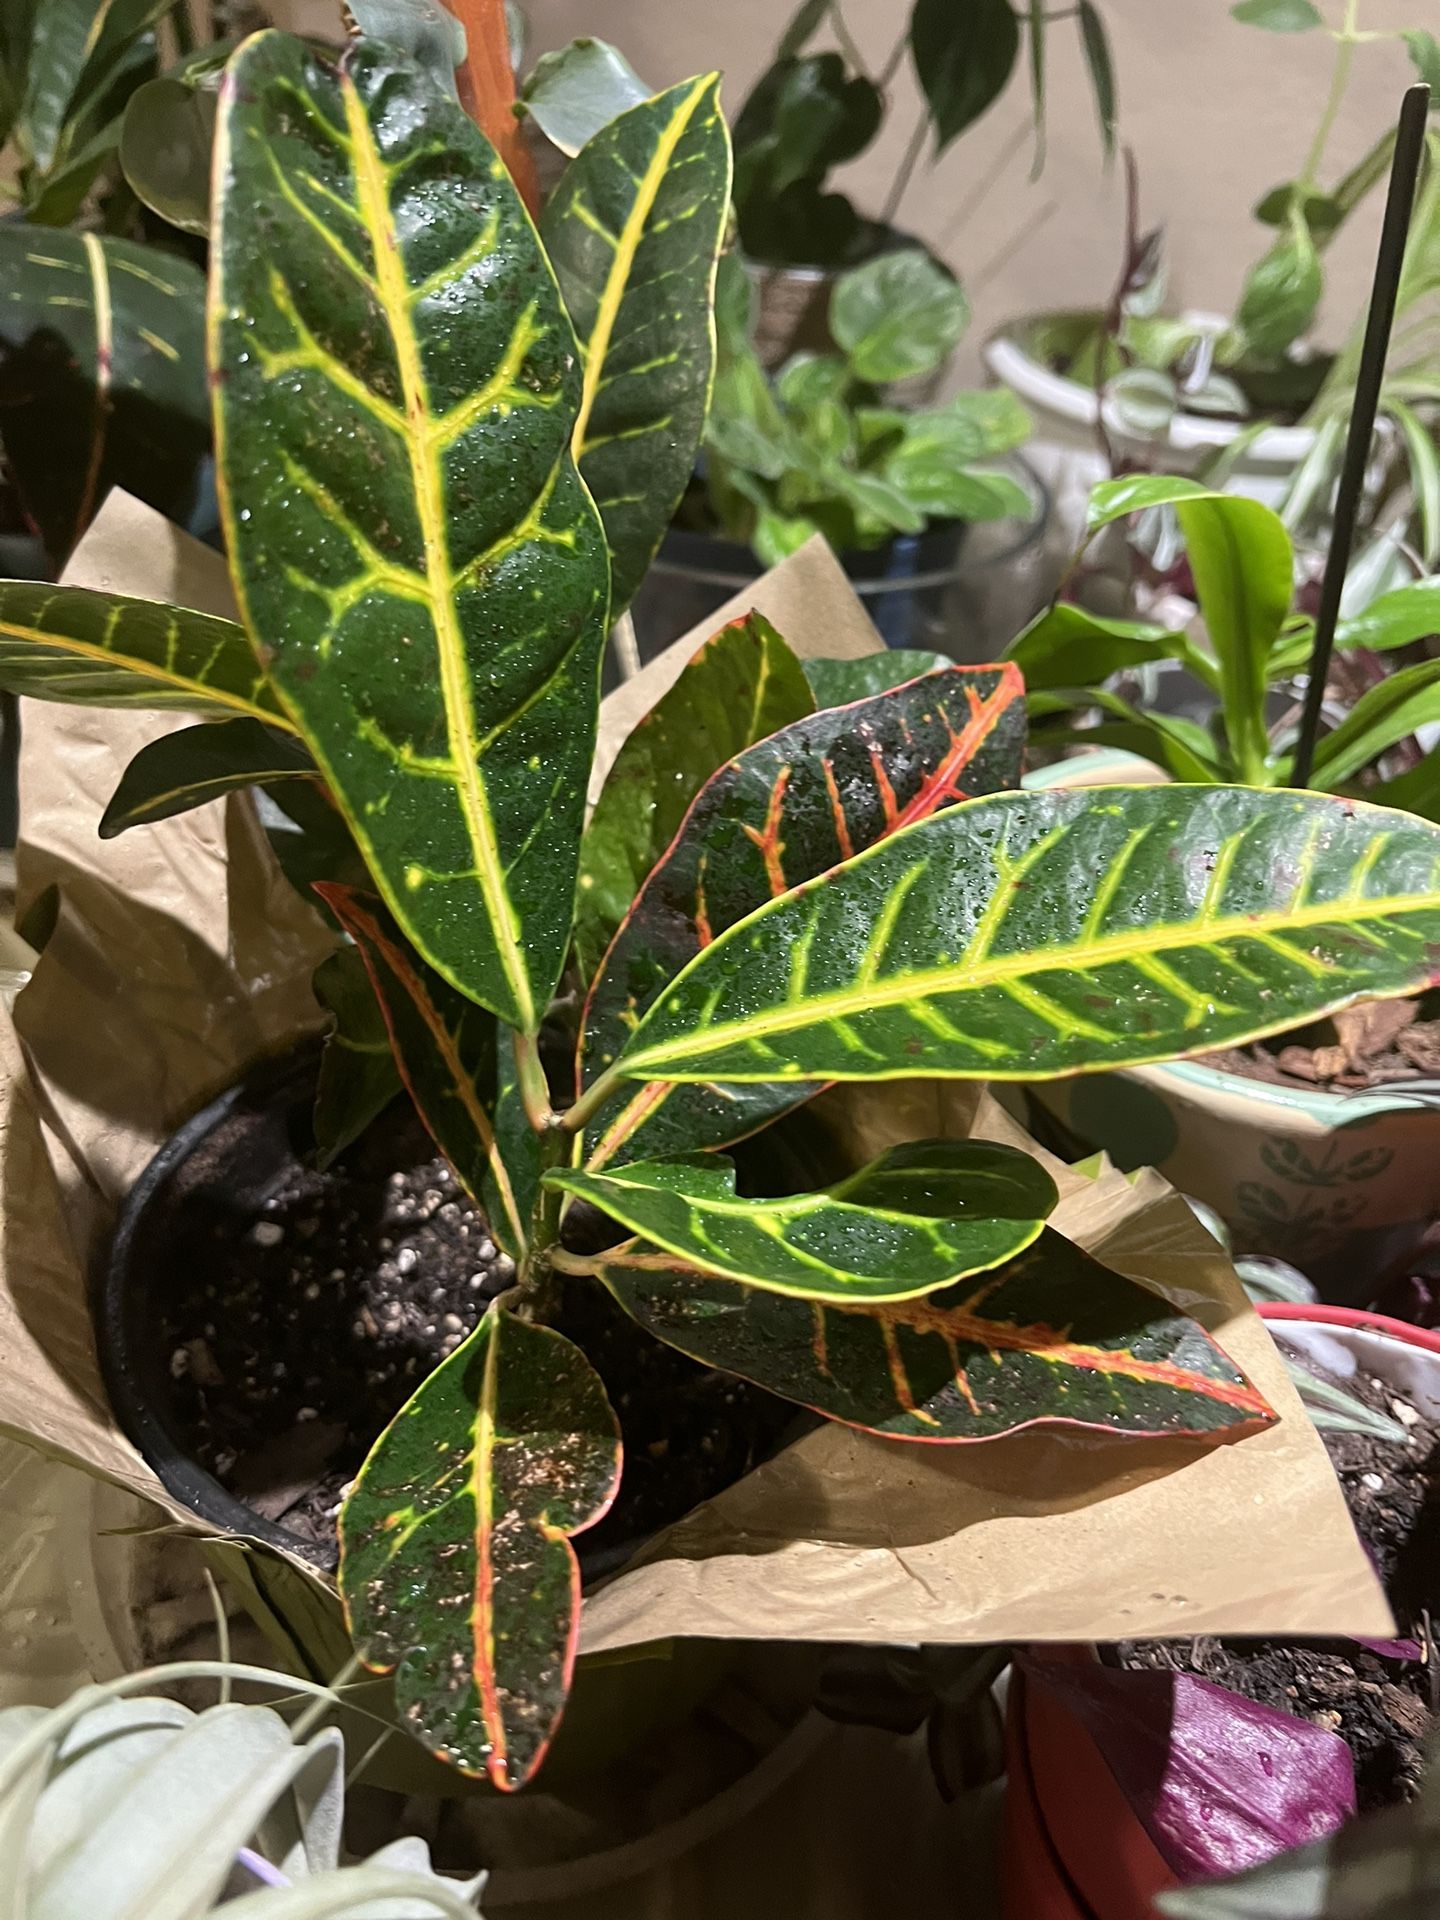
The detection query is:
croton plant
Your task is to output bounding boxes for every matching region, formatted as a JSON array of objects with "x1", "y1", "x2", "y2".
[{"x1": 7, "y1": 26, "x2": 1440, "y2": 1796}]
